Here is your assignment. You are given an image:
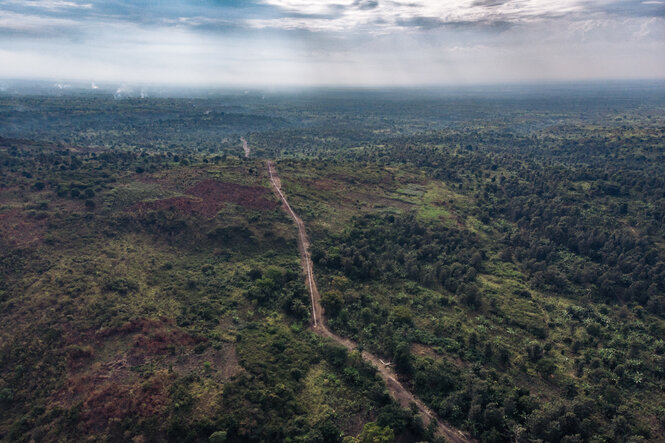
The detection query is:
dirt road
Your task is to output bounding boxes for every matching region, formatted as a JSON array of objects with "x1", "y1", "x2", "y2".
[
  {"x1": 241, "y1": 137, "x2": 250, "y2": 158},
  {"x1": 267, "y1": 160, "x2": 473, "y2": 443}
]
